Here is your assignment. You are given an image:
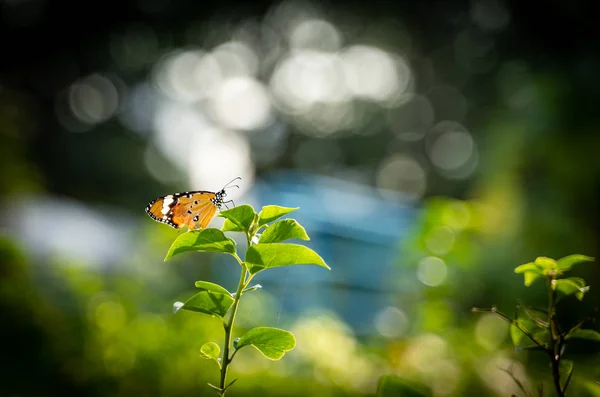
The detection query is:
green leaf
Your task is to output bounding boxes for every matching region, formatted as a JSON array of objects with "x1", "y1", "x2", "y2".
[
  {"x1": 200, "y1": 342, "x2": 221, "y2": 361},
  {"x1": 245, "y1": 243, "x2": 330, "y2": 275},
  {"x1": 524, "y1": 271, "x2": 544, "y2": 286},
  {"x1": 195, "y1": 281, "x2": 232, "y2": 296},
  {"x1": 180, "y1": 287, "x2": 234, "y2": 318},
  {"x1": 218, "y1": 205, "x2": 257, "y2": 233},
  {"x1": 534, "y1": 256, "x2": 557, "y2": 270},
  {"x1": 258, "y1": 219, "x2": 310, "y2": 244},
  {"x1": 514, "y1": 263, "x2": 543, "y2": 274},
  {"x1": 236, "y1": 326, "x2": 296, "y2": 360},
  {"x1": 559, "y1": 359, "x2": 574, "y2": 392},
  {"x1": 225, "y1": 379, "x2": 238, "y2": 392},
  {"x1": 510, "y1": 317, "x2": 547, "y2": 348},
  {"x1": 557, "y1": 254, "x2": 594, "y2": 271},
  {"x1": 515, "y1": 264, "x2": 545, "y2": 286},
  {"x1": 565, "y1": 328, "x2": 600, "y2": 341},
  {"x1": 553, "y1": 277, "x2": 589, "y2": 300},
  {"x1": 221, "y1": 219, "x2": 244, "y2": 232},
  {"x1": 257, "y1": 205, "x2": 299, "y2": 227},
  {"x1": 376, "y1": 375, "x2": 432, "y2": 397},
  {"x1": 520, "y1": 306, "x2": 549, "y2": 328},
  {"x1": 164, "y1": 229, "x2": 236, "y2": 261}
]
